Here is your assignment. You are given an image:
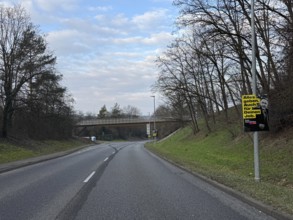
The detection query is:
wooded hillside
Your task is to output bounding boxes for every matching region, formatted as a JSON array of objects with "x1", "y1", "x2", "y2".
[{"x1": 154, "y1": 0, "x2": 293, "y2": 133}]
